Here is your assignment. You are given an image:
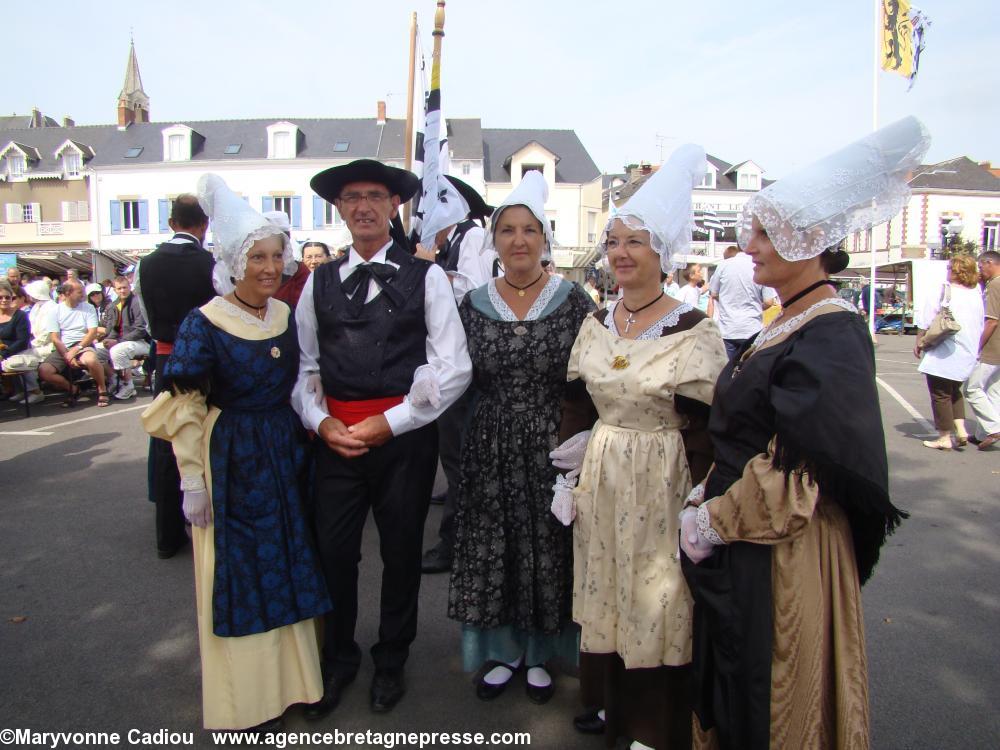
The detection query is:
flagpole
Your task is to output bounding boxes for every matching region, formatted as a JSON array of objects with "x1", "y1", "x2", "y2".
[
  {"x1": 867, "y1": 0, "x2": 881, "y2": 336},
  {"x1": 403, "y1": 11, "x2": 418, "y2": 229}
]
